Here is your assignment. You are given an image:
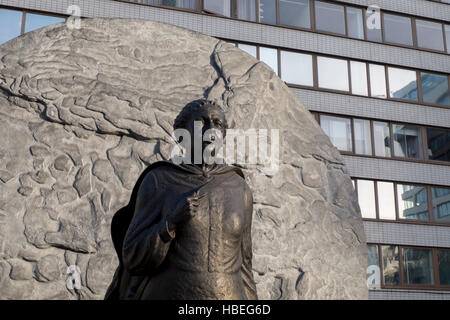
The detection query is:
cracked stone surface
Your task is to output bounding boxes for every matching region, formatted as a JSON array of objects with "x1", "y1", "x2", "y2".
[{"x1": 0, "y1": 18, "x2": 367, "y2": 300}]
